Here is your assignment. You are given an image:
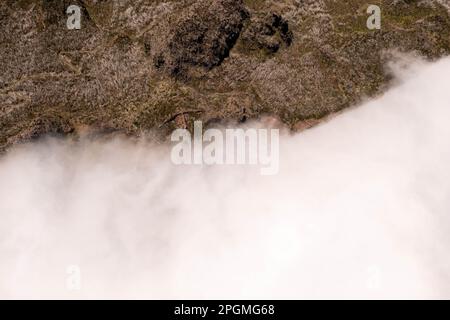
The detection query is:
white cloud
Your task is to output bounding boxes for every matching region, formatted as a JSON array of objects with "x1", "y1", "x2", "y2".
[{"x1": 1, "y1": 57, "x2": 450, "y2": 299}]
